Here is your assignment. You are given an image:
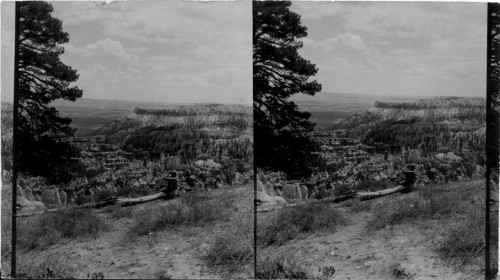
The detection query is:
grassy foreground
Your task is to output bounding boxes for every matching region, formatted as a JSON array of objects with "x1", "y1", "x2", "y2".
[
  {"x1": 16, "y1": 185, "x2": 253, "y2": 279},
  {"x1": 256, "y1": 179, "x2": 486, "y2": 278}
]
